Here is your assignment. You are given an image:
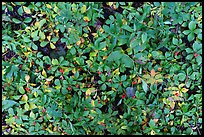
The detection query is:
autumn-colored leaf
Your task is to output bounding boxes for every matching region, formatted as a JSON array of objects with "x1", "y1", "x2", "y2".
[{"x1": 150, "y1": 69, "x2": 156, "y2": 77}]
